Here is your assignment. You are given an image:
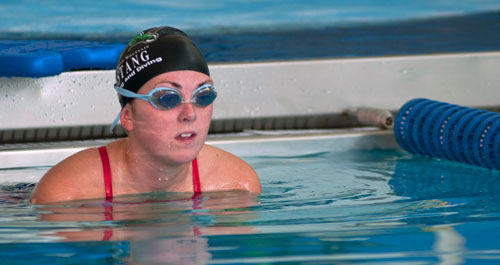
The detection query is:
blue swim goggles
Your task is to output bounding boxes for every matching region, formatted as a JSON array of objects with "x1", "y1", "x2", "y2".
[{"x1": 110, "y1": 84, "x2": 217, "y2": 132}]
